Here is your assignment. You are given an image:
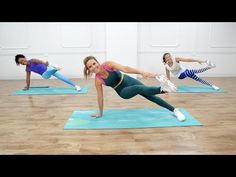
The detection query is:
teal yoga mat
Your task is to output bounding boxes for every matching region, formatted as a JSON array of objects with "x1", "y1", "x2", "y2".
[
  {"x1": 64, "y1": 108, "x2": 202, "y2": 130},
  {"x1": 10, "y1": 87, "x2": 89, "y2": 95},
  {"x1": 177, "y1": 85, "x2": 224, "y2": 93},
  {"x1": 29, "y1": 86, "x2": 49, "y2": 88}
]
